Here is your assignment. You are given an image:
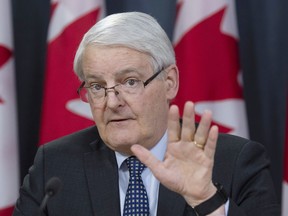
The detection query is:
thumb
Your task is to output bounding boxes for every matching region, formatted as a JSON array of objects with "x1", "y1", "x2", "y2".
[{"x1": 131, "y1": 144, "x2": 160, "y2": 171}]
